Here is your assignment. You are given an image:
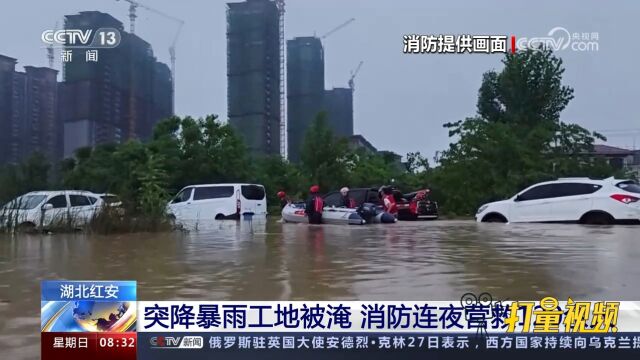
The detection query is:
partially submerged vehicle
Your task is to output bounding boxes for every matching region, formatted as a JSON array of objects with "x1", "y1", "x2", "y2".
[
  {"x1": 167, "y1": 183, "x2": 267, "y2": 223},
  {"x1": 282, "y1": 203, "x2": 366, "y2": 225},
  {"x1": 401, "y1": 189, "x2": 439, "y2": 220},
  {"x1": 281, "y1": 202, "x2": 396, "y2": 225},
  {"x1": 0, "y1": 190, "x2": 104, "y2": 231},
  {"x1": 94, "y1": 193, "x2": 125, "y2": 216},
  {"x1": 323, "y1": 187, "x2": 438, "y2": 221}
]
